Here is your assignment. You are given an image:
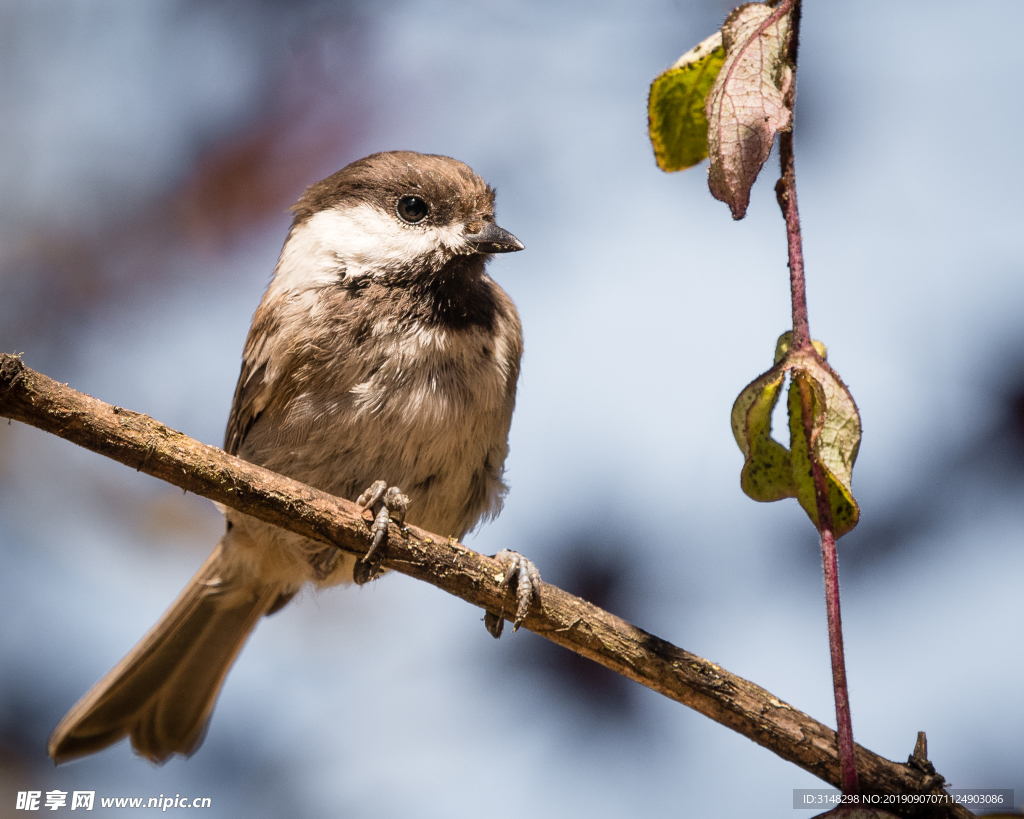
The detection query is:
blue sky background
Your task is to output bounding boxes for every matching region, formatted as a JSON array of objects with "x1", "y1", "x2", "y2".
[{"x1": 0, "y1": 1, "x2": 1021, "y2": 816}]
